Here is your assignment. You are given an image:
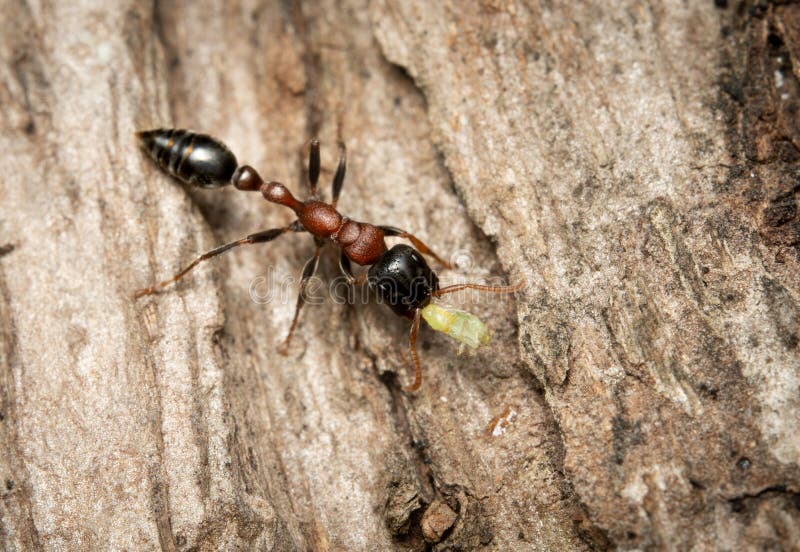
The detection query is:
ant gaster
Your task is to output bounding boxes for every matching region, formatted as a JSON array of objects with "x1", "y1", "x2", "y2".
[{"x1": 135, "y1": 129, "x2": 520, "y2": 391}]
